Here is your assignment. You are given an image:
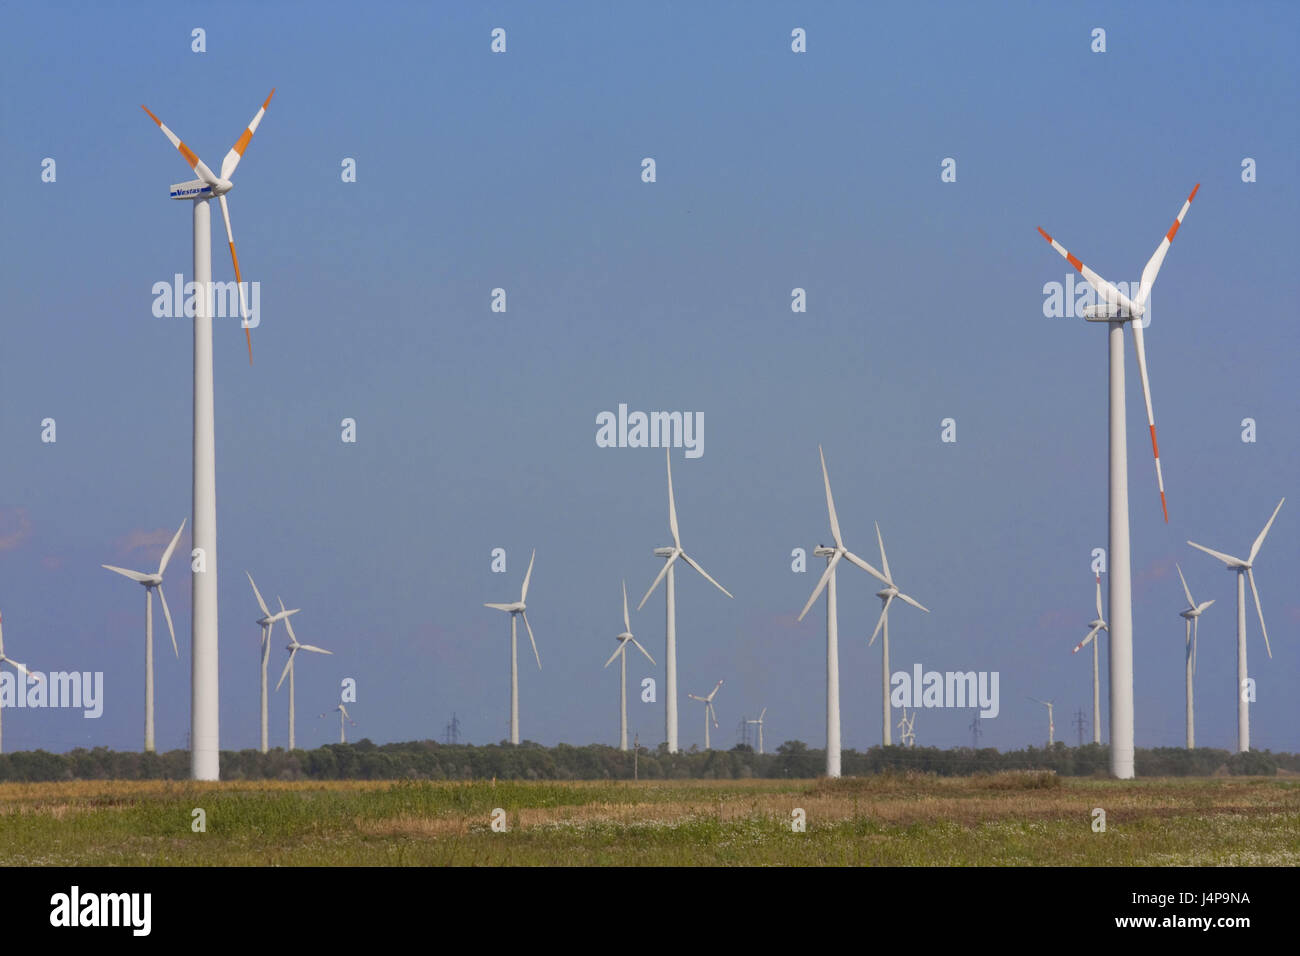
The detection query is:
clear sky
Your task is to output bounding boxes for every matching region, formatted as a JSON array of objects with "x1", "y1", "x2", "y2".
[{"x1": 1, "y1": 1, "x2": 1297, "y2": 757}]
